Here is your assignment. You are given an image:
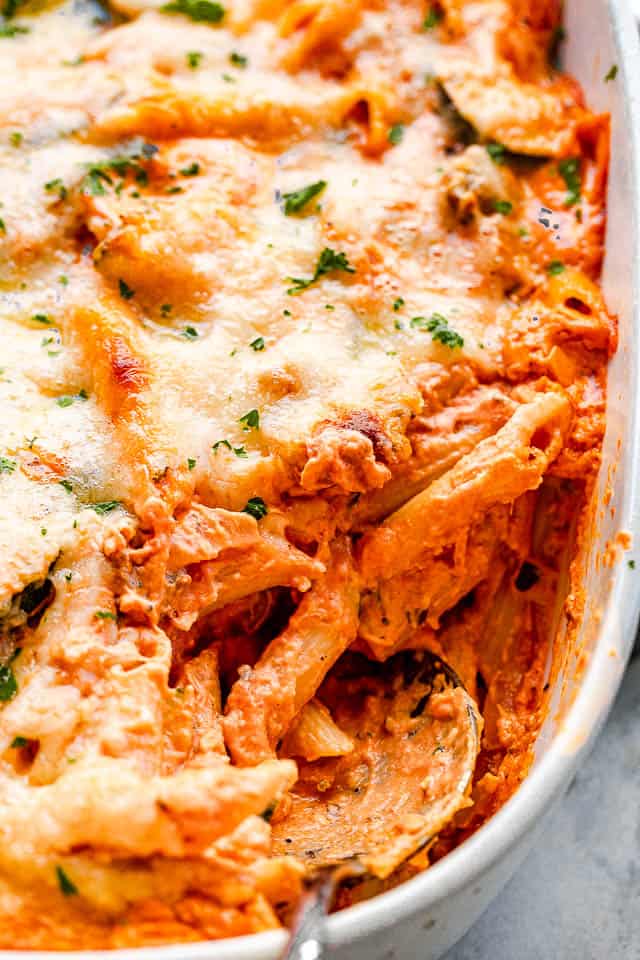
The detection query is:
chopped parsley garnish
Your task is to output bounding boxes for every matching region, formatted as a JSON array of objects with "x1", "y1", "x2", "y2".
[
  {"x1": 242, "y1": 496, "x2": 268, "y2": 520},
  {"x1": 41, "y1": 527, "x2": 47, "y2": 536},
  {"x1": 249, "y1": 336, "x2": 265, "y2": 351},
  {"x1": 179, "y1": 162, "x2": 200, "y2": 176},
  {"x1": 55, "y1": 396, "x2": 74, "y2": 408},
  {"x1": 212, "y1": 439, "x2": 248, "y2": 457},
  {"x1": 388, "y1": 124, "x2": 404, "y2": 145},
  {"x1": 9, "y1": 131, "x2": 22, "y2": 147},
  {"x1": 238, "y1": 409, "x2": 260, "y2": 431},
  {"x1": 558, "y1": 157, "x2": 581, "y2": 206},
  {"x1": 0, "y1": 218, "x2": 5, "y2": 234},
  {"x1": 160, "y1": 303, "x2": 172, "y2": 316},
  {"x1": 423, "y1": 5, "x2": 442, "y2": 29},
  {"x1": 118, "y1": 278, "x2": 135, "y2": 300},
  {"x1": 45, "y1": 178, "x2": 68, "y2": 200},
  {"x1": 33, "y1": 314, "x2": 52, "y2": 325},
  {"x1": 10, "y1": 736, "x2": 29, "y2": 748},
  {"x1": 604, "y1": 64, "x2": 618, "y2": 82},
  {"x1": 212, "y1": 439, "x2": 232, "y2": 453},
  {"x1": 0, "y1": 650, "x2": 19, "y2": 702},
  {"x1": 81, "y1": 149, "x2": 156, "y2": 196},
  {"x1": 230, "y1": 50, "x2": 247, "y2": 67},
  {"x1": 186, "y1": 50, "x2": 203, "y2": 68},
  {"x1": 221, "y1": 72, "x2": 235, "y2": 83},
  {"x1": 282, "y1": 180, "x2": 327, "y2": 216},
  {"x1": 0, "y1": 456, "x2": 16, "y2": 473},
  {"x1": 287, "y1": 247, "x2": 355, "y2": 295},
  {"x1": 0, "y1": 22, "x2": 28, "y2": 36},
  {"x1": 95, "y1": 610, "x2": 117, "y2": 620},
  {"x1": 260, "y1": 800, "x2": 276, "y2": 822},
  {"x1": 393, "y1": 297, "x2": 405, "y2": 311},
  {"x1": 91, "y1": 500, "x2": 121, "y2": 515},
  {"x1": 486, "y1": 142, "x2": 506, "y2": 165},
  {"x1": 56, "y1": 866, "x2": 78, "y2": 896},
  {"x1": 493, "y1": 199, "x2": 513, "y2": 215},
  {"x1": 187, "y1": 457, "x2": 196, "y2": 470},
  {"x1": 548, "y1": 260, "x2": 566, "y2": 275},
  {"x1": 81, "y1": 167, "x2": 112, "y2": 196},
  {"x1": 182, "y1": 326, "x2": 199, "y2": 339},
  {"x1": 410, "y1": 312, "x2": 464, "y2": 349},
  {"x1": 59, "y1": 479, "x2": 73, "y2": 493},
  {"x1": 629, "y1": 560, "x2": 636, "y2": 569},
  {"x1": 59, "y1": 275, "x2": 69, "y2": 285},
  {"x1": 166, "y1": 185, "x2": 183, "y2": 194},
  {"x1": 161, "y1": 0, "x2": 224, "y2": 22}
]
